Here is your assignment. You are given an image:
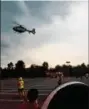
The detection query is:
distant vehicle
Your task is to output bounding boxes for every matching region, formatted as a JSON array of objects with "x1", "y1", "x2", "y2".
[
  {"x1": 12, "y1": 22, "x2": 36, "y2": 35},
  {"x1": 41, "y1": 81, "x2": 89, "y2": 109}
]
